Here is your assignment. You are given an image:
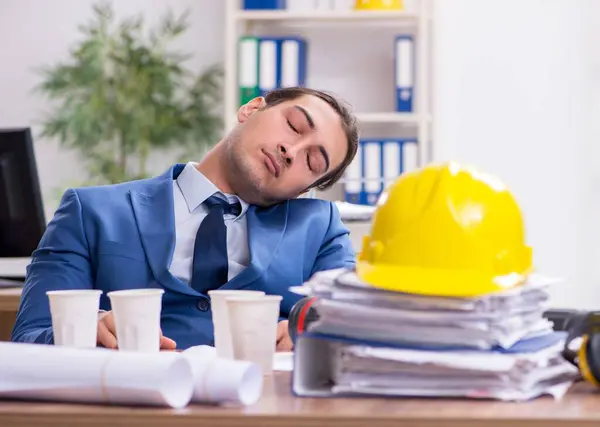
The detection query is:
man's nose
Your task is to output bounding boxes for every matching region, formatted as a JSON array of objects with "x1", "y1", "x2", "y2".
[{"x1": 278, "y1": 143, "x2": 298, "y2": 166}]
